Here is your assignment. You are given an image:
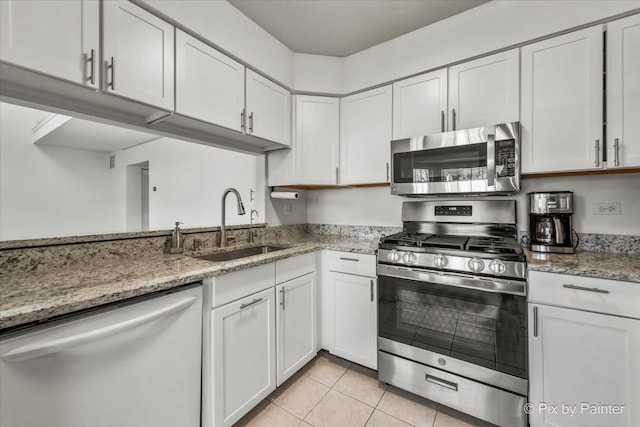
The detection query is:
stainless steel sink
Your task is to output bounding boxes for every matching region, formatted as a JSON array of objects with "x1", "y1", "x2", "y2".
[{"x1": 195, "y1": 244, "x2": 291, "y2": 262}]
